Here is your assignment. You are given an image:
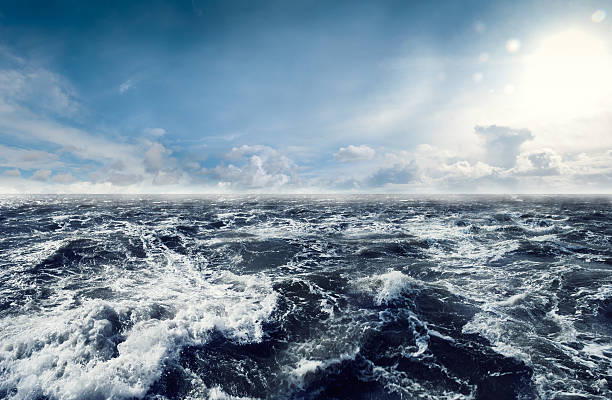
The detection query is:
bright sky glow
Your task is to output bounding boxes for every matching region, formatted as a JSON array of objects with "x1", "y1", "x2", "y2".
[
  {"x1": 520, "y1": 29, "x2": 612, "y2": 119},
  {"x1": 505, "y1": 39, "x2": 522, "y2": 53},
  {"x1": 591, "y1": 9, "x2": 607, "y2": 22}
]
